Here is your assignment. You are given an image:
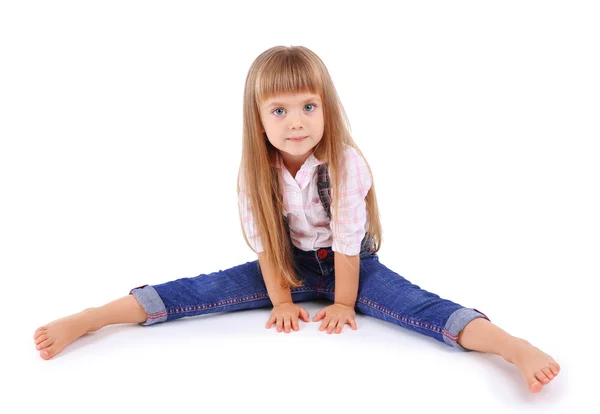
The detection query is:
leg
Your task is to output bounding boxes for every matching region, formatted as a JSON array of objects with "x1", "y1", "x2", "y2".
[
  {"x1": 33, "y1": 295, "x2": 149, "y2": 360},
  {"x1": 457, "y1": 318, "x2": 561, "y2": 393},
  {"x1": 330, "y1": 256, "x2": 489, "y2": 350},
  {"x1": 34, "y1": 258, "x2": 322, "y2": 360},
  {"x1": 129, "y1": 259, "x2": 320, "y2": 326},
  {"x1": 323, "y1": 255, "x2": 561, "y2": 394}
]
